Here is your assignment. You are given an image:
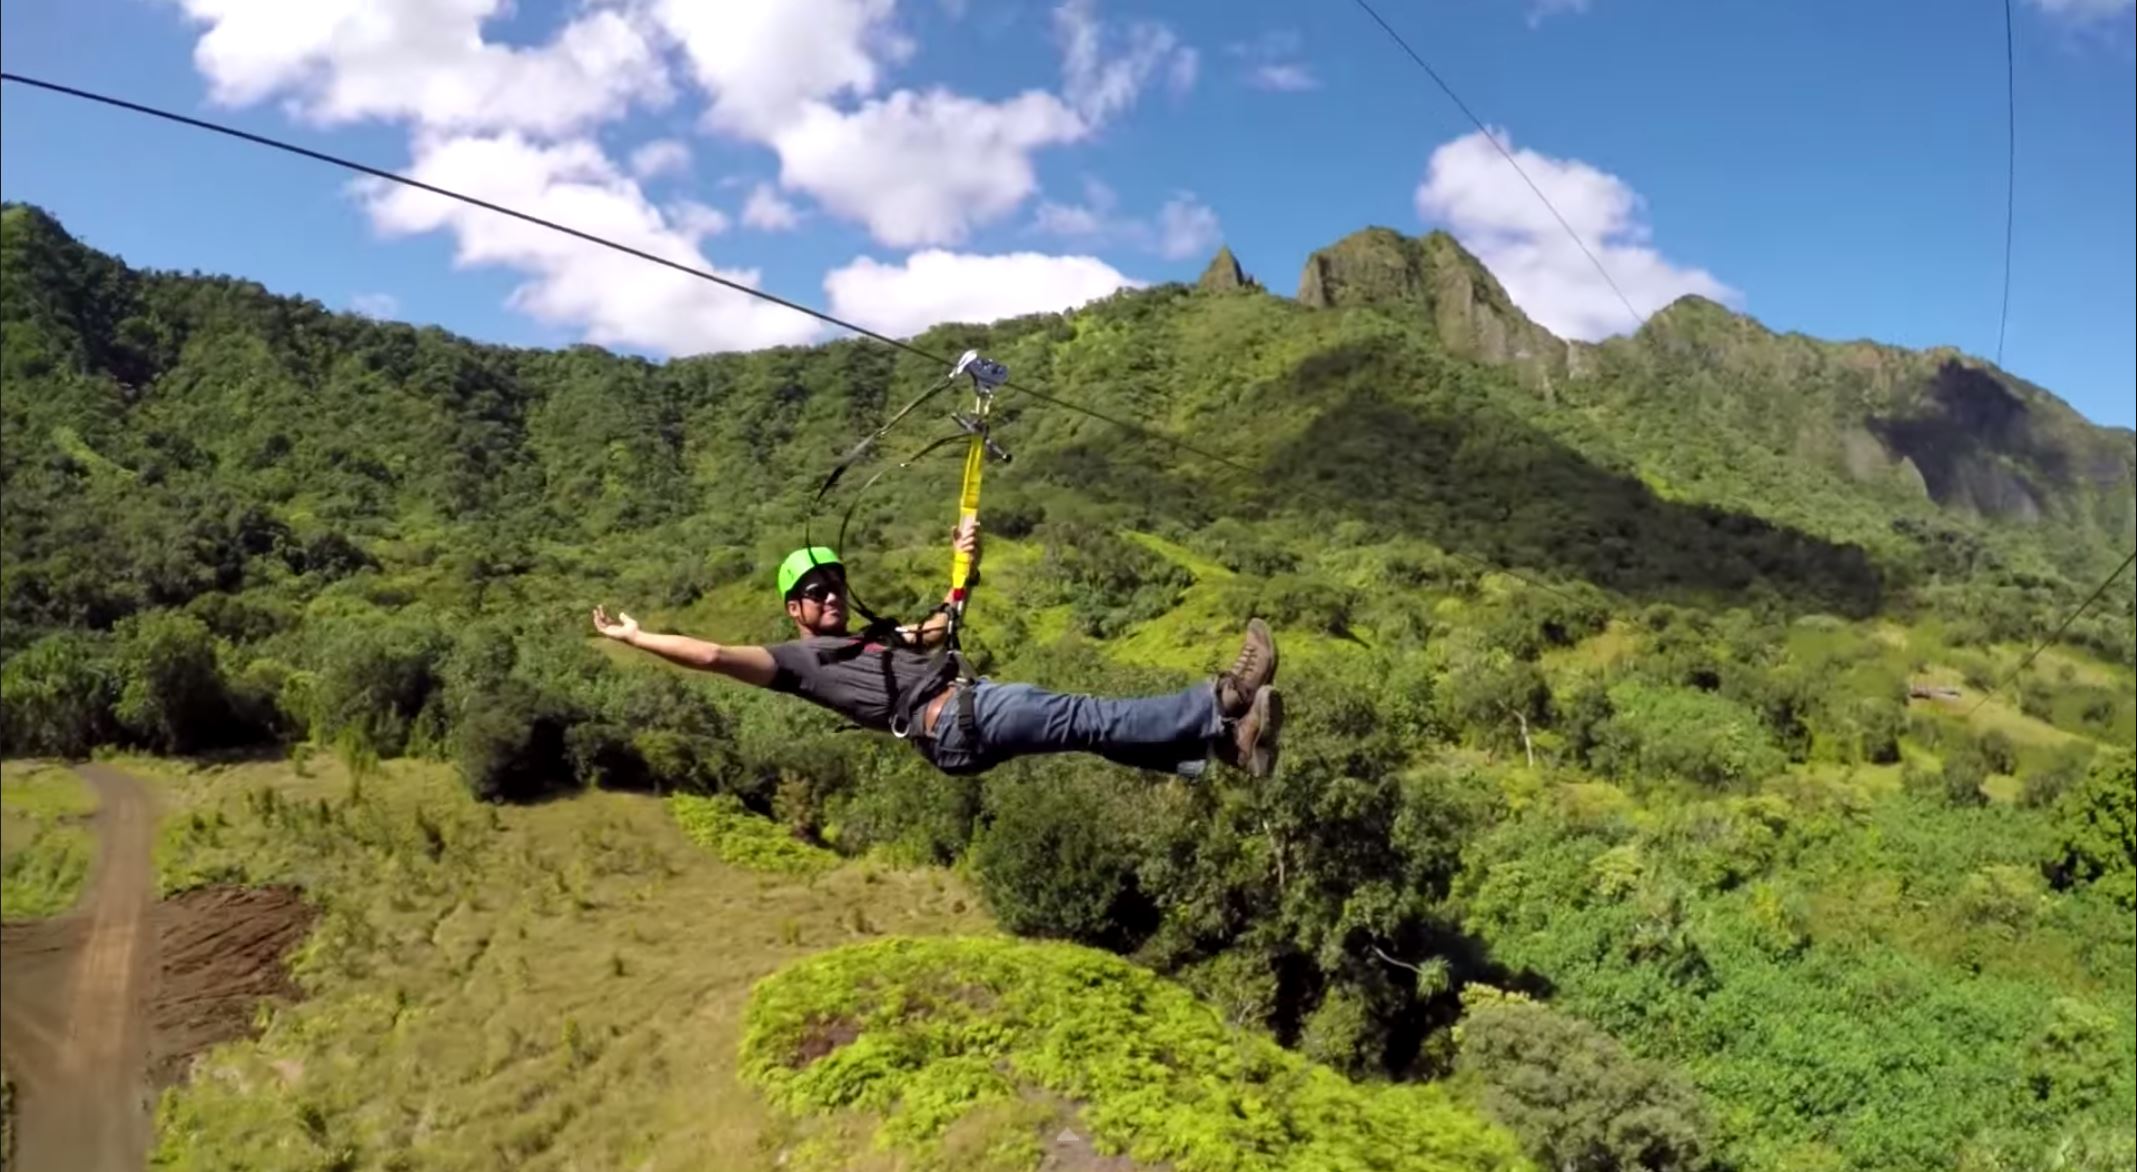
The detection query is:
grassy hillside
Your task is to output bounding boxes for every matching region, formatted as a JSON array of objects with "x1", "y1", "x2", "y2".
[
  {"x1": 1295, "y1": 226, "x2": 2133, "y2": 588},
  {"x1": 120, "y1": 753, "x2": 1533, "y2": 1171},
  {"x1": 133, "y1": 753, "x2": 994, "y2": 1169},
  {"x1": 3, "y1": 203, "x2": 2133, "y2": 1172},
  {"x1": 0, "y1": 760, "x2": 97, "y2": 919}
]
